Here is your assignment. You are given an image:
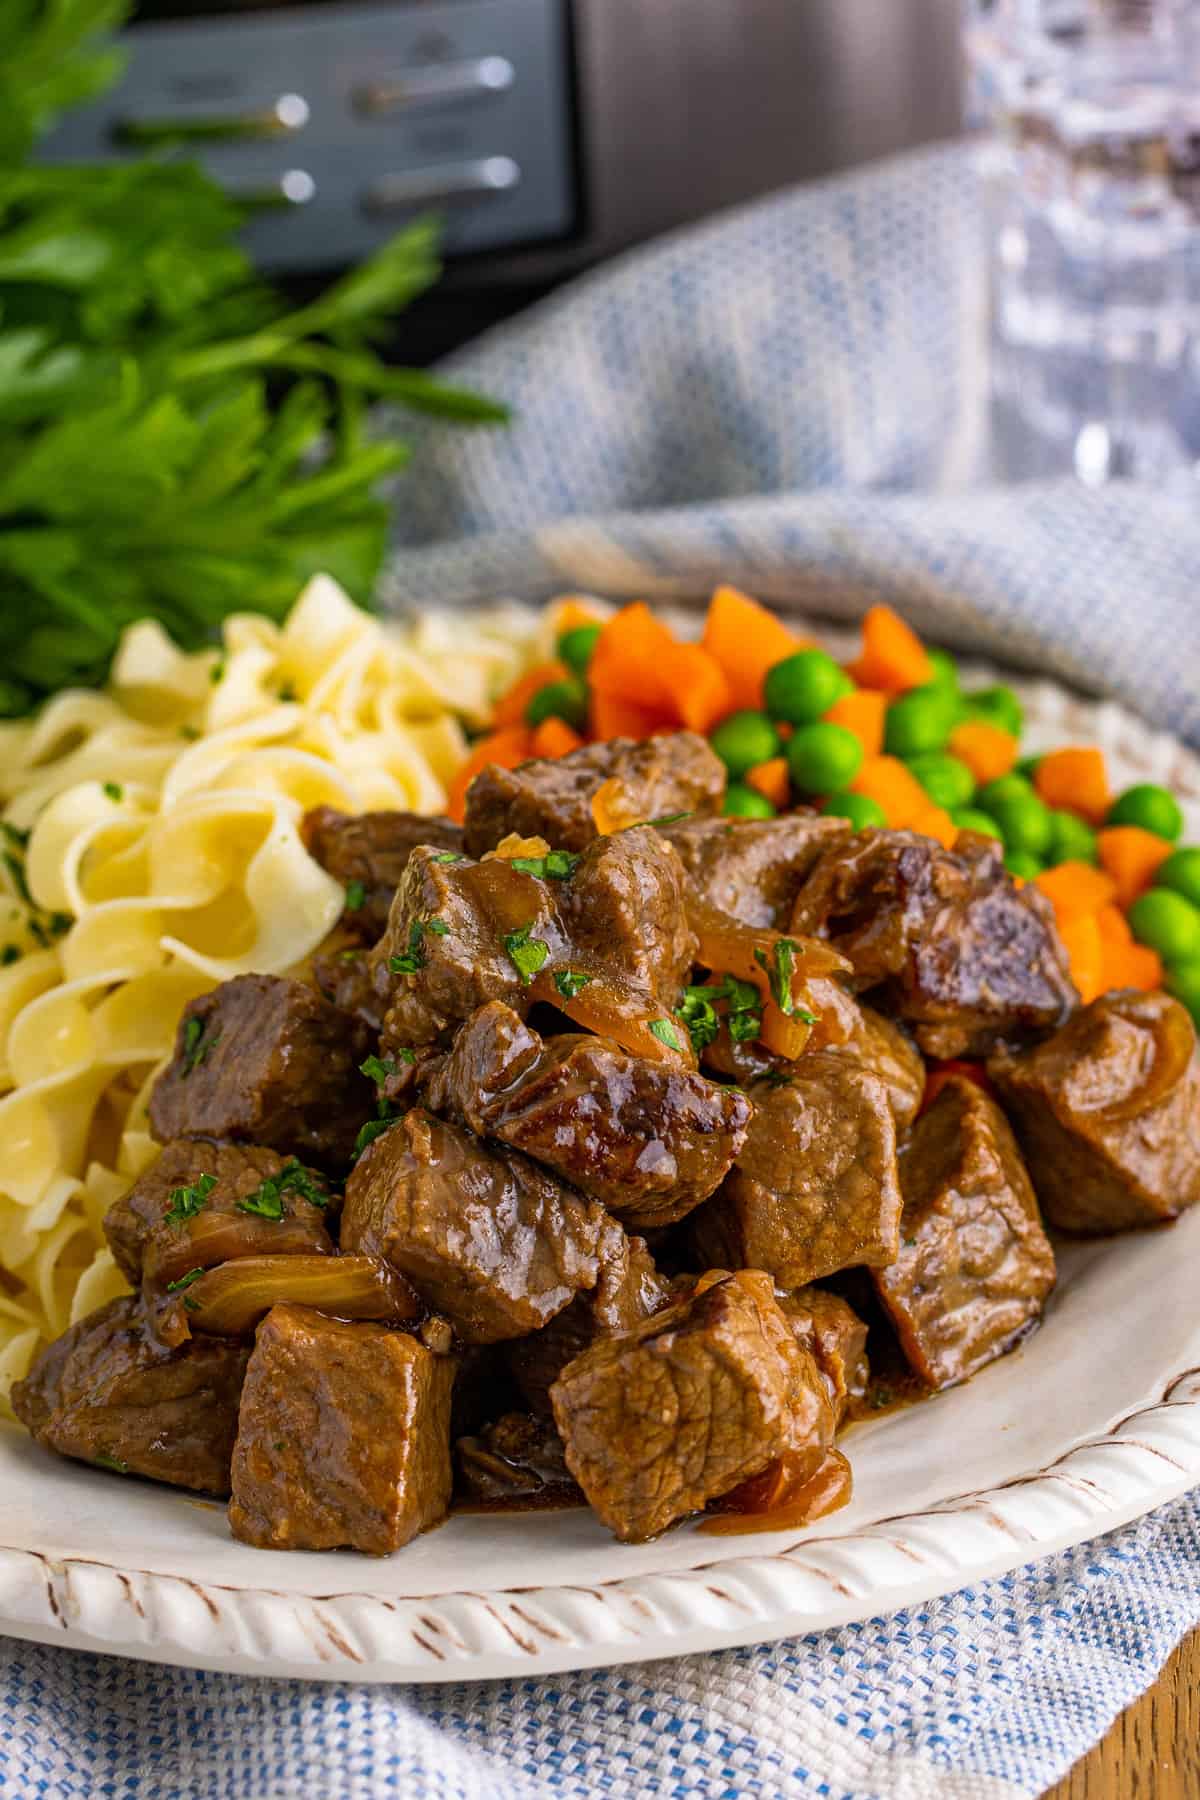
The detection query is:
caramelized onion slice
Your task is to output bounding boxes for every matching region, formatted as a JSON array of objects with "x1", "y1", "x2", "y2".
[{"x1": 185, "y1": 1255, "x2": 423, "y2": 1337}]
